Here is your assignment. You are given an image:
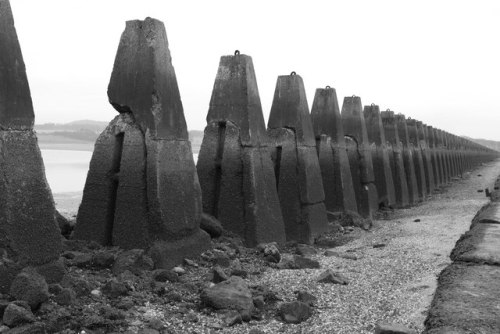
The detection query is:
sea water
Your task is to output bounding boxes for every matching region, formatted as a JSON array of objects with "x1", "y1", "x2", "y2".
[{"x1": 41, "y1": 149, "x2": 200, "y2": 194}]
